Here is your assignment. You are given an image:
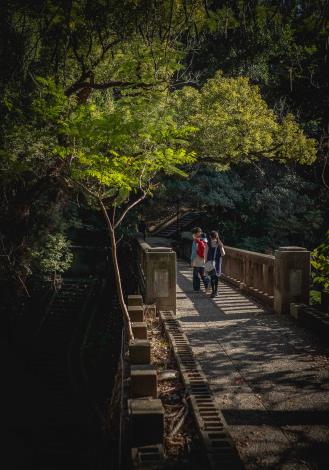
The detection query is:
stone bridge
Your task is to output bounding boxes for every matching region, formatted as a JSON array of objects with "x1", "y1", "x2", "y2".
[{"x1": 135, "y1": 235, "x2": 329, "y2": 469}]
